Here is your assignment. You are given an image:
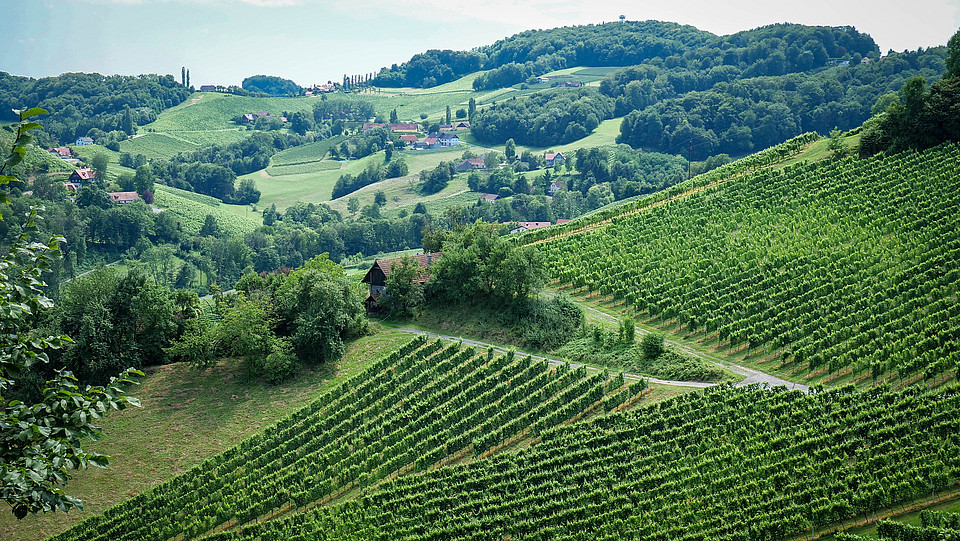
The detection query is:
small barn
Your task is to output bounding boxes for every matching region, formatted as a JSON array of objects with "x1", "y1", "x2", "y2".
[{"x1": 361, "y1": 252, "x2": 441, "y2": 314}]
